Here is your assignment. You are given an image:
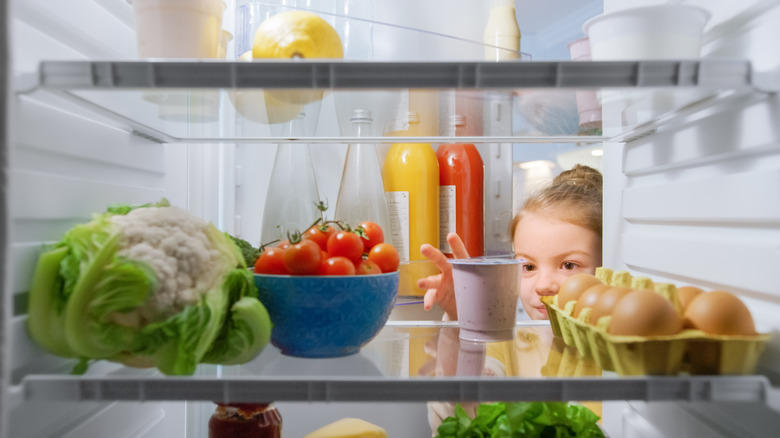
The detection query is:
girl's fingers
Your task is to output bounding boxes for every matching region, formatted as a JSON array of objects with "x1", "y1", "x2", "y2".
[
  {"x1": 423, "y1": 288, "x2": 438, "y2": 311},
  {"x1": 417, "y1": 273, "x2": 442, "y2": 291},
  {"x1": 420, "y1": 243, "x2": 451, "y2": 273},
  {"x1": 446, "y1": 233, "x2": 470, "y2": 259}
]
